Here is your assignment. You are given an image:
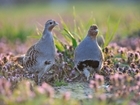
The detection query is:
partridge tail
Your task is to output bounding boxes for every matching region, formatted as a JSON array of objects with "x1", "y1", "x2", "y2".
[{"x1": 12, "y1": 54, "x2": 25, "y2": 66}]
